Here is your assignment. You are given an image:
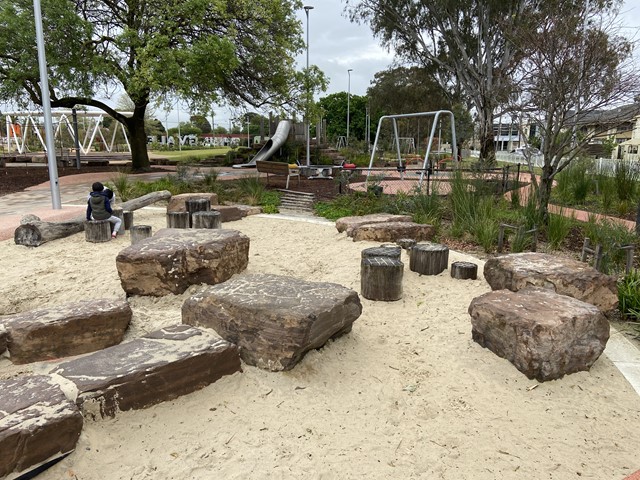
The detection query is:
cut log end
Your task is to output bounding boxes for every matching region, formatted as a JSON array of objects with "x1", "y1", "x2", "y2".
[{"x1": 450, "y1": 261, "x2": 478, "y2": 280}]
